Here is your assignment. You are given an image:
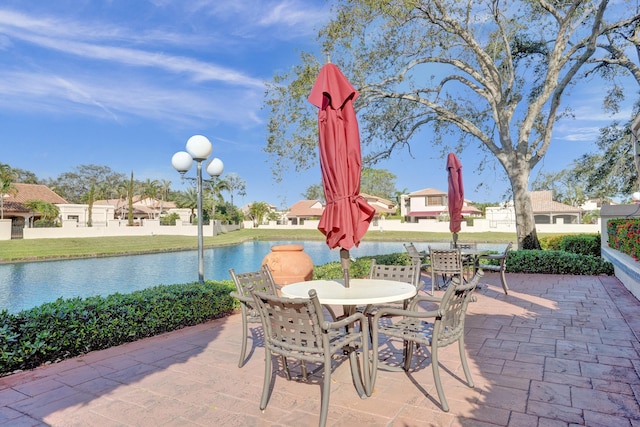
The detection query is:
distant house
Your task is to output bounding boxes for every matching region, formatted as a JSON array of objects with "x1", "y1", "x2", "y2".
[
  {"x1": 286, "y1": 200, "x2": 324, "y2": 225},
  {"x1": 401, "y1": 188, "x2": 481, "y2": 222},
  {"x1": 486, "y1": 190, "x2": 583, "y2": 225},
  {"x1": 581, "y1": 198, "x2": 615, "y2": 212},
  {"x1": 360, "y1": 193, "x2": 396, "y2": 217},
  {"x1": 1, "y1": 183, "x2": 68, "y2": 228},
  {"x1": 94, "y1": 197, "x2": 177, "y2": 221},
  {"x1": 530, "y1": 190, "x2": 582, "y2": 224}
]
